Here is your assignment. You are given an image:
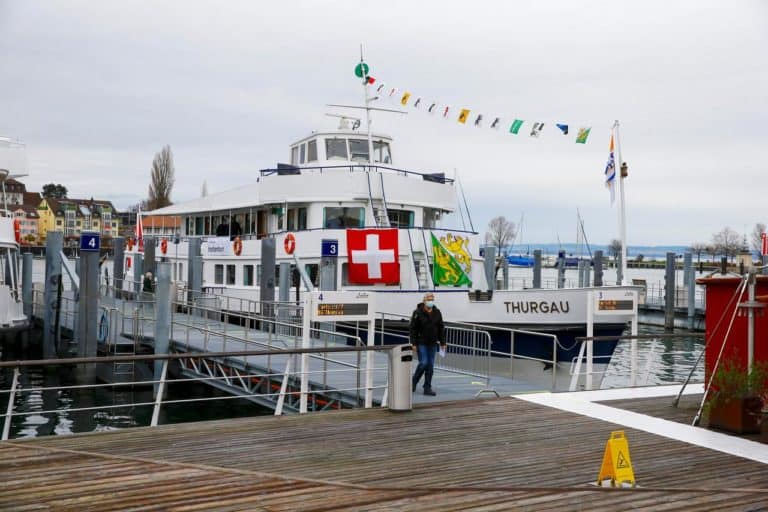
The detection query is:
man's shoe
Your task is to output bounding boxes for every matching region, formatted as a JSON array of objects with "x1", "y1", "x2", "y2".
[{"x1": 424, "y1": 388, "x2": 436, "y2": 396}]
